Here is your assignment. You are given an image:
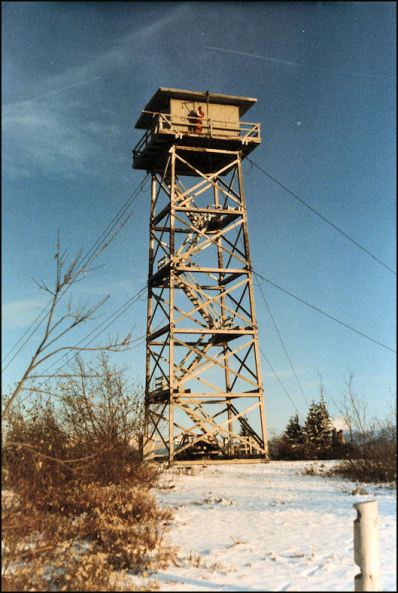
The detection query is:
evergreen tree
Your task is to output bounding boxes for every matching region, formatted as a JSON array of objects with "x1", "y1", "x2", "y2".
[
  {"x1": 283, "y1": 413, "x2": 305, "y2": 444},
  {"x1": 304, "y1": 396, "x2": 333, "y2": 447},
  {"x1": 239, "y1": 414, "x2": 251, "y2": 438}
]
